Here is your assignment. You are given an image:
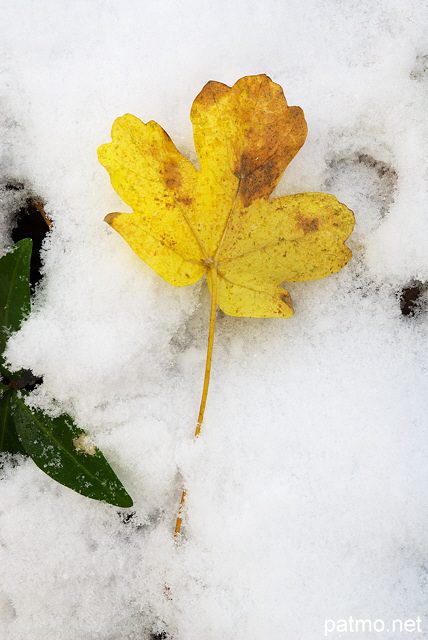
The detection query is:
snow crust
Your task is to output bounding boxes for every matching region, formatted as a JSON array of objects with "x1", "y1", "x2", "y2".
[{"x1": 1, "y1": 1, "x2": 428, "y2": 638}]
